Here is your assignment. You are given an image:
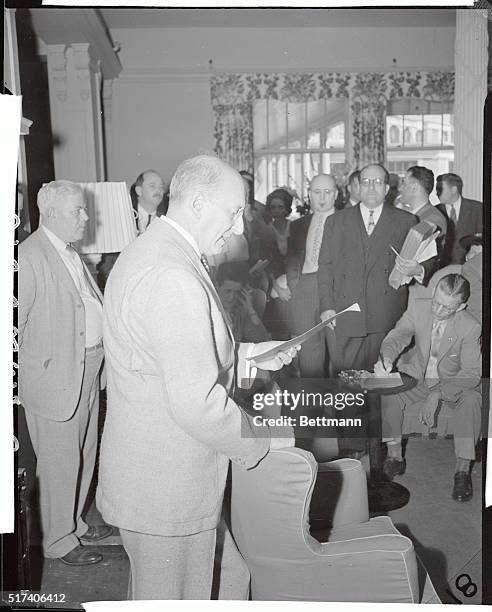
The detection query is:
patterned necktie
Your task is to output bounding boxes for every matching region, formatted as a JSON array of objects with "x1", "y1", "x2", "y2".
[
  {"x1": 367, "y1": 210, "x2": 375, "y2": 236},
  {"x1": 425, "y1": 319, "x2": 445, "y2": 384},
  {"x1": 311, "y1": 215, "x2": 326, "y2": 265}
]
